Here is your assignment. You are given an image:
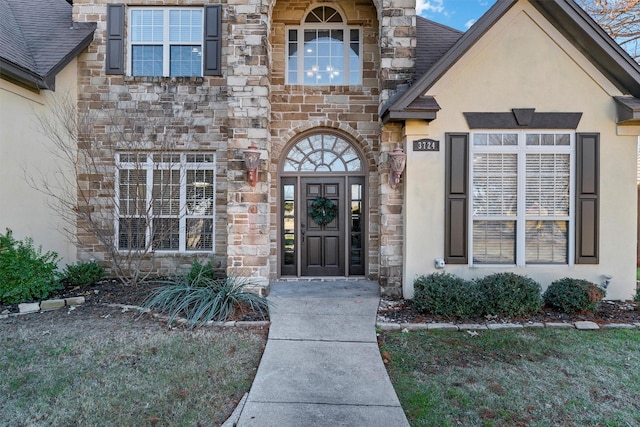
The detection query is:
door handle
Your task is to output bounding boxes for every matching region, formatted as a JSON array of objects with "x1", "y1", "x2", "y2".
[{"x1": 301, "y1": 222, "x2": 306, "y2": 244}]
